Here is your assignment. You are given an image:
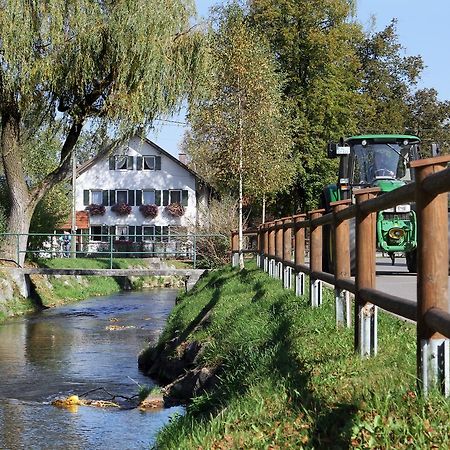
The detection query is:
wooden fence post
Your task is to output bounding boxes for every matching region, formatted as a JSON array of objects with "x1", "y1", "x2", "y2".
[
  {"x1": 354, "y1": 188, "x2": 379, "y2": 356},
  {"x1": 331, "y1": 199, "x2": 352, "y2": 328},
  {"x1": 283, "y1": 217, "x2": 293, "y2": 289},
  {"x1": 268, "y1": 222, "x2": 276, "y2": 277},
  {"x1": 294, "y1": 214, "x2": 306, "y2": 296},
  {"x1": 309, "y1": 209, "x2": 325, "y2": 307},
  {"x1": 231, "y1": 231, "x2": 239, "y2": 267},
  {"x1": 411, "y1": 156, "x2": 450, "y2": 395},
  {"x1": 275, "y1": 219, "x2": 284, "y2": 280}
]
